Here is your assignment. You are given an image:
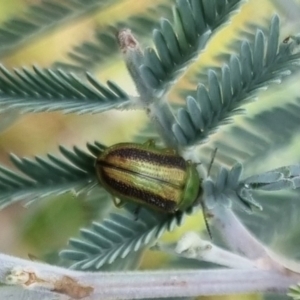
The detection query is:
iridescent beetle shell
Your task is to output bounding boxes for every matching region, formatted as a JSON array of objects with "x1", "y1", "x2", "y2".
[{"x1": 95, "y1": 141, "x2": 201, "y2": 213}]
